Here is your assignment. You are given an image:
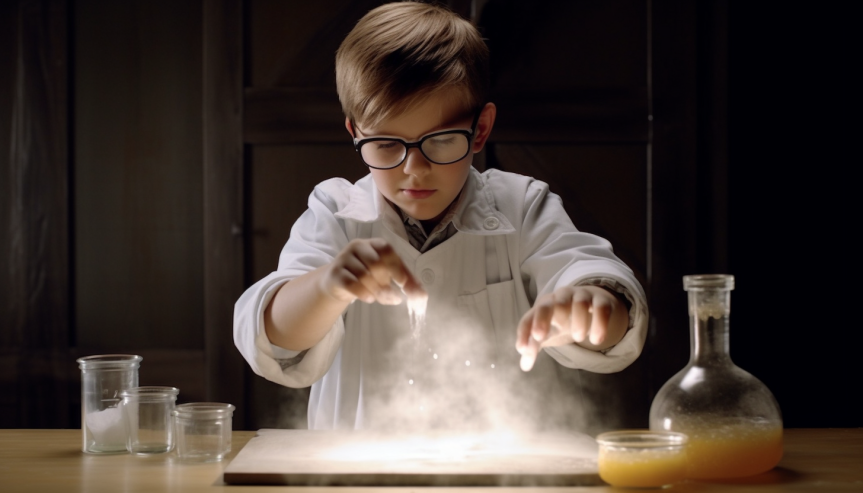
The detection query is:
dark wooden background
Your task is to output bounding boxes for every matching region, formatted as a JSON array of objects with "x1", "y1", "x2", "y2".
[{"x1": 1, "y1": 0, "x2": 858, "y2": 431}]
